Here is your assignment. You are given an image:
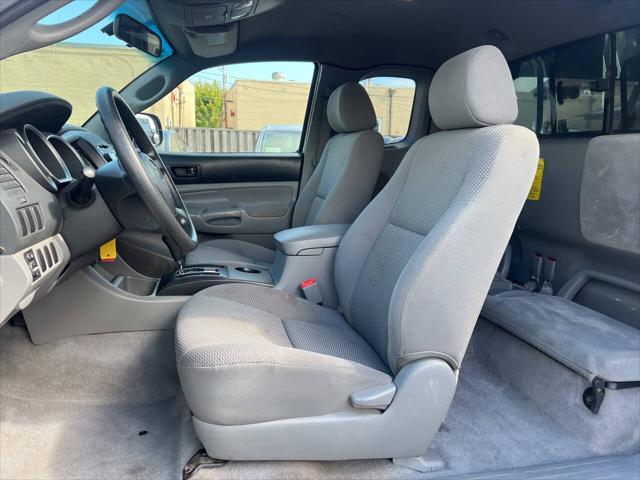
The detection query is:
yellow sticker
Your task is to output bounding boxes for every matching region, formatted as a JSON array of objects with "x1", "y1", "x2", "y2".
[
  {"x1": 99, "y1": 238, "x2": 117, "y2": 263},
  {"x1": 527, "y1": 157, "x2": 545, "y2": 201}
]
